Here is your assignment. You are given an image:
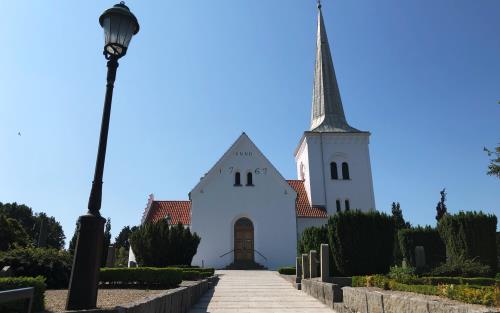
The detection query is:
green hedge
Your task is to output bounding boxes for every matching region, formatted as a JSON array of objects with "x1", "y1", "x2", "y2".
[
  {"x1": 328, "y1": 210, "x2": 394, "y2": 276},
  {"x1": 415, "y1": 276, "x2": 498, "y2": 286},
  {"x1": 181, "y1": 270, "x2": 201, "y2": 281},
  {"x1": 278, "y1": 267, "x2": 296, "y2": 275},
  {"x1": 438, "y1": 211, "x2": 497, "y2": 273},
  {"x1": 0, "y1": 276, "x2": 46, "y2": 313},
  {"x1": 0, "y1": 247, "x2": 72, "y2": 289},
  {"x1": 99, "y1": 267, "x2": 182, "y2": 288},
  {"x1": 352, "y1": 275, "x2": 499, "y2": 306},
  {"x1": 298, "y1": 226, "x2": 328, "y2": 255},
  {"x1": 398, "y1": 226, "x2": 446, "y2": 268}
]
